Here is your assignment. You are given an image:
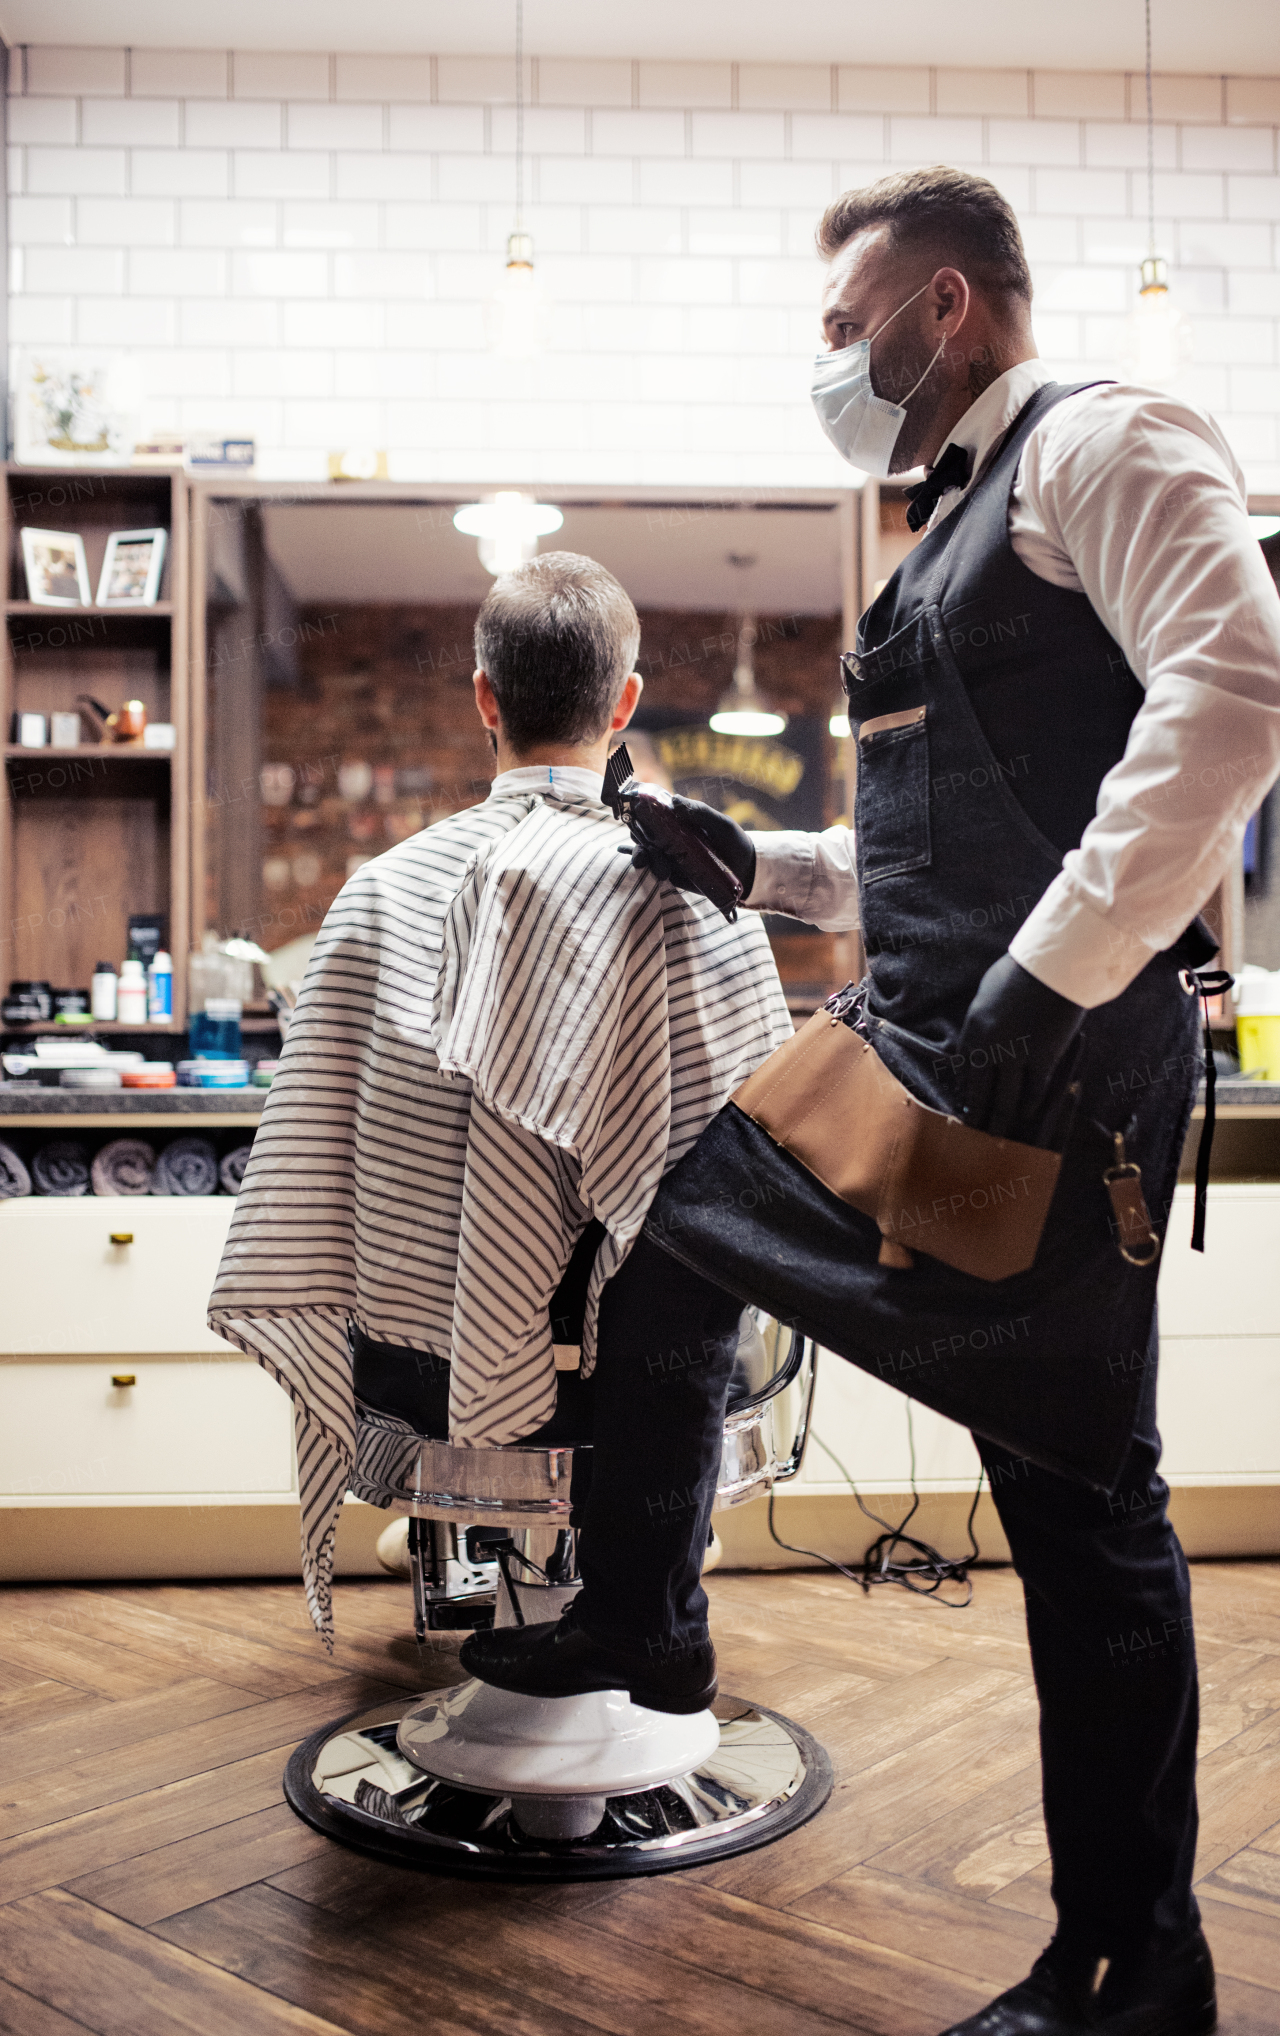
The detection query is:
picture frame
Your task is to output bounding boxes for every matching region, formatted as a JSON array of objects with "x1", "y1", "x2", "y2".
[
  {"x1": 20, "y1": 527, "x2": 92, "y2": 608},
  {"x1": 12, "y1": 349, "x2": 140, "y2": 467},
  {"x1": 96, "y1": 527, "x2": 168, "y2": 608}
]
